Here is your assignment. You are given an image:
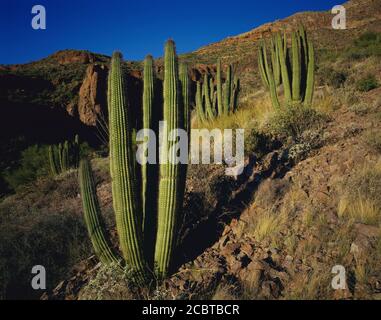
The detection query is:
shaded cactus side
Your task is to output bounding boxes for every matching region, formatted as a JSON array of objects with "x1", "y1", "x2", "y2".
[{"x1": 79, "y1": 159, "x2": 120, "y2": 265}]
